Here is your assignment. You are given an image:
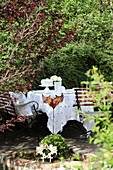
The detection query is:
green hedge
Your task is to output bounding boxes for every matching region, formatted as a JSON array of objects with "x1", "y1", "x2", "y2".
[{"x1": 33, "y1": 42, "x2": 96, "y2": 89}]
